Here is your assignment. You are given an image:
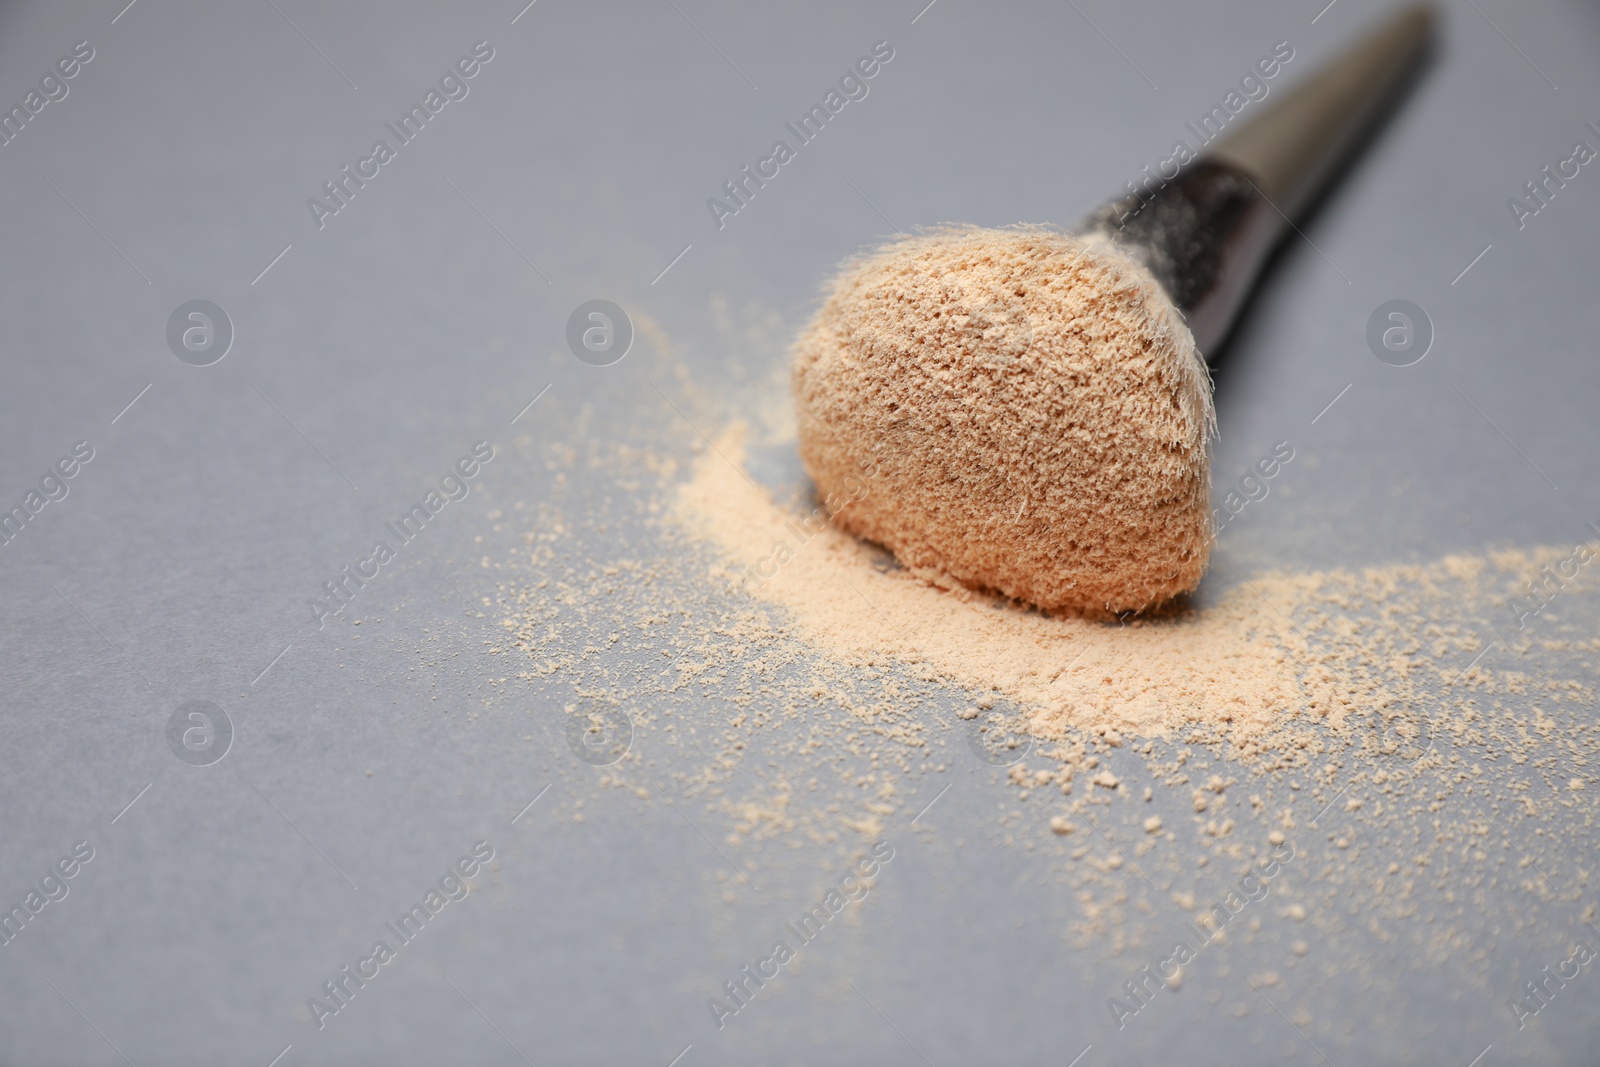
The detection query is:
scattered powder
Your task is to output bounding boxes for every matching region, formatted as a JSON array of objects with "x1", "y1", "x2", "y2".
[
  {"x1": 682, "y1": 422, "x2": 1307, "y2": 743},
  {"x1": 653, "y1": 415, "x2": 1600, "y2": 976},
  {"x1": 462, "y1": 326, "x2": 1599, "y2": 1051},
  {"x1": 792, "y1": 225, "x2": 1212, "y2": 617},
  {"x1": 480, "y1": 412, "x2": 1593, "y2": 895},
  {"x1": 675, "y1": 419, "x2": 1597, "y2": 768}
]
